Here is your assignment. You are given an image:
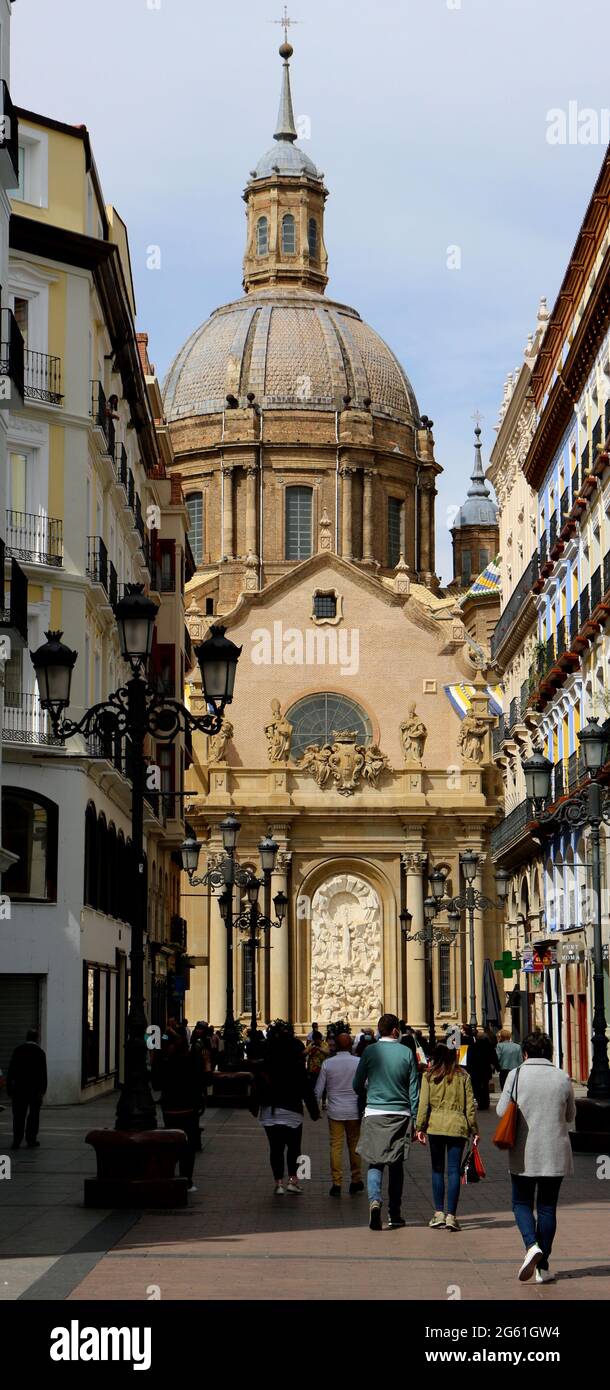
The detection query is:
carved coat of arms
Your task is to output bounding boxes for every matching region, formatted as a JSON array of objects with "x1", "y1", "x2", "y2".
[{"x1": 299, "y1": 730, "x2": 389, "y2": 796}]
